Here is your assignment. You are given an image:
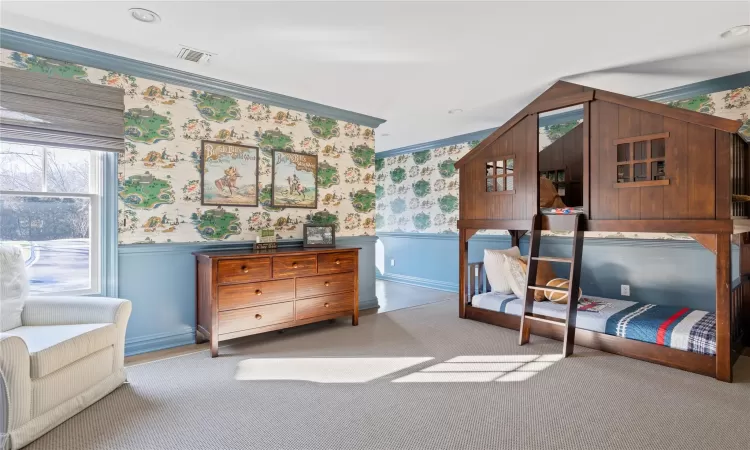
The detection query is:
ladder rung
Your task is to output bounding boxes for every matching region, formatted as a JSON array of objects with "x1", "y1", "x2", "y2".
[
  {"x1": 527, "y1": 285, "x2": 568, "y2": 293},
  {"x1": 523, "y1": 314, "x2": 567, "y2": 326},
  {"x1": 532, "y1": 256, "x2": 573, "y2": 263}
]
